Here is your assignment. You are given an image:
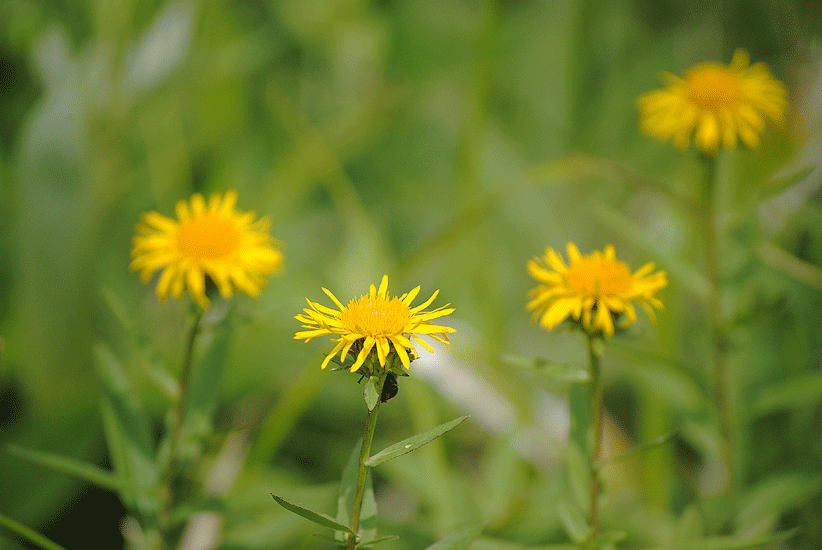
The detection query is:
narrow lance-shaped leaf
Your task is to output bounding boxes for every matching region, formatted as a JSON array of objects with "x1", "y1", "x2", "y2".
[
  {"x1": 595, "y1": 430, "x2": 678, "y2": 471},
  {"x1": 0, "y1": 512, "x2": 68, "y2": 550},
  {"x1": 3, "y1": 443, "x2": 121, "y2": 492},
  {"x1": 270, "y1": 494, "x2": 355, "y2": 535},
  {"x1": 422, "y1": 523, "x2": 485, "y2": 550},
  {"x1": 365, "y1": 416, "x2": 468, "y2": 467}
]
